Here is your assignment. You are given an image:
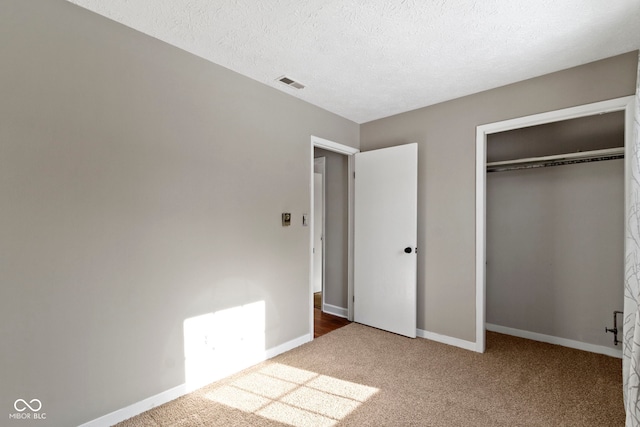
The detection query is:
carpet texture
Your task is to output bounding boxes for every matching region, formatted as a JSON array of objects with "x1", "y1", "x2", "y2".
[{"x1": 116, "y1": 324, "x2": 624, "y2": 426}]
